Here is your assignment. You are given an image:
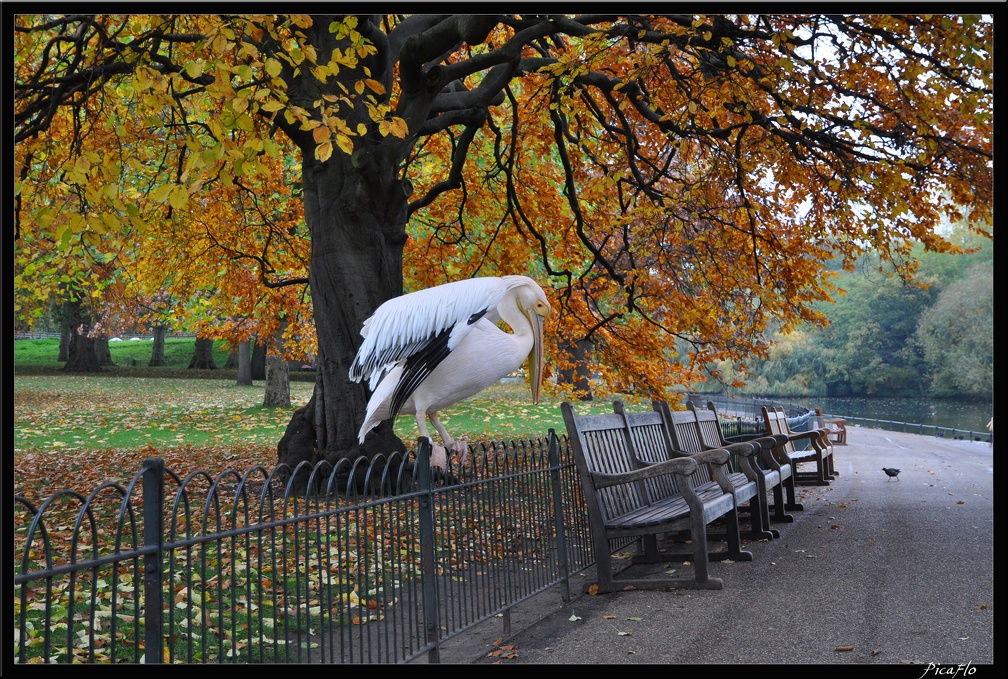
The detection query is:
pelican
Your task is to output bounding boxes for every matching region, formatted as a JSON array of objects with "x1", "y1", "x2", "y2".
[{"x1": 350, "y1": 275, "x2": 552, "y2": 470}]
